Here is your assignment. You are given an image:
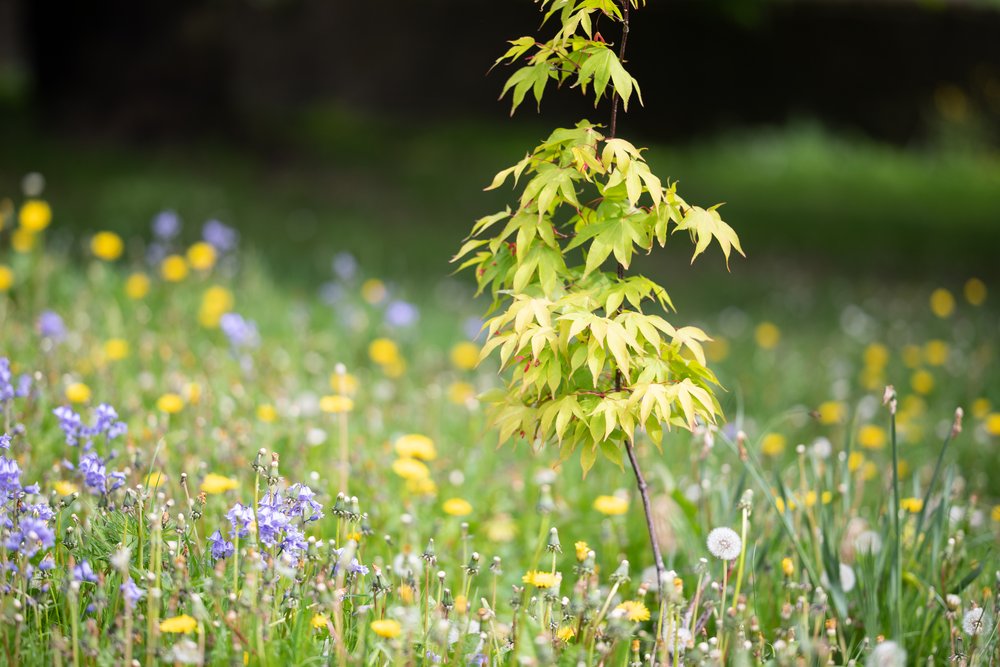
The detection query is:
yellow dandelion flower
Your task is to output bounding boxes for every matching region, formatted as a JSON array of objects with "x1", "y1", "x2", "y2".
[
  {"x1": 145, "y1": 472, "x2": 166, "y2": 489},
  {"x1": 320, "y1": 395, "x2": 354, "y2": 414},
  {"x1": 450, "y1": 341, "x2": 480, "y2": 370},
  {"x1": 54, "y1": 481, "x2": 79, "y2": 496},
  {"x1": 447, "y1": 381, "x2": 475, "y2": 405},
  {"x1": 864, "y1": 343, "x2": 890, "y2": 369},
  {"x1": 90, "y1": 231, "x2": 124, "y2": 261},
  {"x1": 924, "y1": 340, "x2": 949, "y2": 367},
  {"x1": 761, "y1": 432, "x2": 786, "y2": 456},
  {"x1": 311, "y1": 613, "x2": 329, "y2": 630},
  {"x1": 368, "y1": 338, "x2": 400, "y2": 366},
  {"x1": 817, "y1": 401, "x2": 846, "y2": 425},
  {"x1": 614, "y1": 600, "x2": 650, "y2": 622},
  {"x1": 329, "y1": 372, "x2": 358, "y2": 396},
  {"x1": 485, "y1": 515, "x2": 517, "y2": 542},
  {"x1": 19, "y1": 199, "x2": 51, "y2": 232},
  {"x1": 159, "y1": 614, "x2": 197, "y2": 634},
  {"x1": 964, "y1": 278, "x2": 987, "y2": 306},
  {"x1": 394, "y1": 434, "x2": 436, "y2": 461},
  {"x1": 574, "y1": 541, "x2": 590, "y2": 562},
  {"x1": 104, "y1": 338, "x2": 129, "y2": 361},
  {"x1": 0, "y1": 265, "x2": 13, "y2": 292},
  {"x1": 442, "y1": 498, "x2": 472, "y2": 516},
  {"x1": 754, "y1": 321, "x2": 780, "y2": 349},
  {"x1": 781, "y1": 557, "x2": 795, "y2": 577},
  {"x1": 157, "y1": 393, "x2": 184, "y2": 414},
  {"x1": 970, "y1": 398, "x2": 990, "y2": 420},
  {"x1": 186, "y1": 242, "x2": 217, "y2": 271},
  {"x1": 370, "y1": 619, "x2": 401, "y2": 639},
  {"x1": 160, "y1": 255, "x2": 189, "y2": 282},
  {"x1": 847, "y1": 451, "x2": 865, "y2": 472},
  {"x1": 198, "y1": 286, "x2": 234, "y2": 328},
  {"x1": 256, "y1": 404, "x2": 277, "y2": 423},
  {"x1": 858, "y1": 425, "x2": 887, "y2": 450},
  {"x1": 65, "y1": 383, "x2": 91, "y2": 404},
  {"x1": 929, "y1": 288, "x2": 954, "y2": 318},
  {"x1": 992, "y1": 505, "x2": 1000, "y2": 522},
  {"x1": 200, "y1": 473, "x2": 239, "y2": 495},
  {"x1": 392, "y1": 457, "x2": 429, "y2": 481},
  {"x1": 12, "y1": 228, "x2": 36, "y2": 253},
  {"x1": 860, "y1": 462, "x2": 878, "y2": 481},
  {"x1": 900, "y1": 497, "x2": 923, "y2": 513},
  {"x1": 593, "y1": 494, "x2": 628, "y2": 516},
  {"x1": 522, "y1": 570, "x2": 559, "y2": 589},
  {"x1": 398, "y1": 584, "x2": 415, "y2": 605},
  {"x1": 984, "y1": 413, "x2": 1000, "y2": 437},
  {"x1": 454, "y1": 595, "x2": 468, "y2": 614},
  {"x1": 361, "y1": 278, "x2": 387, "y2": 305},
  {"x1": 556, "y1": 626, "x2": 576, "y2": 642},
  {"x1": 911, "y1": 370, "x2": 934, "y2": 395},
  {"x1": 125, "y1": 272, "x2": 150, "y2": 299}
]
